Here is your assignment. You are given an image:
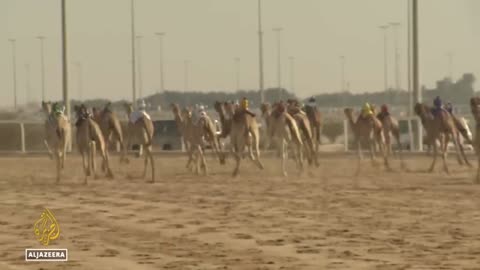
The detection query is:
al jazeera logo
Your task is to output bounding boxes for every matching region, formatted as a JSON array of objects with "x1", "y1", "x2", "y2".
[{"x1": 25, "y1": 208, "x2": 68, "y2": 262}]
